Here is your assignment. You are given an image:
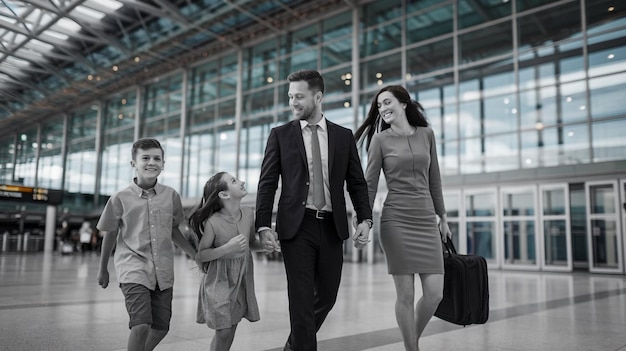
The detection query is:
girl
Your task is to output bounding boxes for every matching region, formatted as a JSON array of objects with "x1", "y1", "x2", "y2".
[{"x1": 189, "y1": 172, "x2": 273, "y2": 351}]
